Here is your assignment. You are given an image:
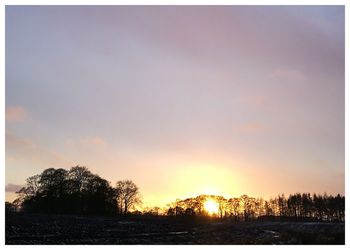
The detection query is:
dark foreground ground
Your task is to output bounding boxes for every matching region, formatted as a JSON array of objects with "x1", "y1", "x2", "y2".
[{"x1": 6, "y1": 213, "x2": 345, "y2": 245}]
